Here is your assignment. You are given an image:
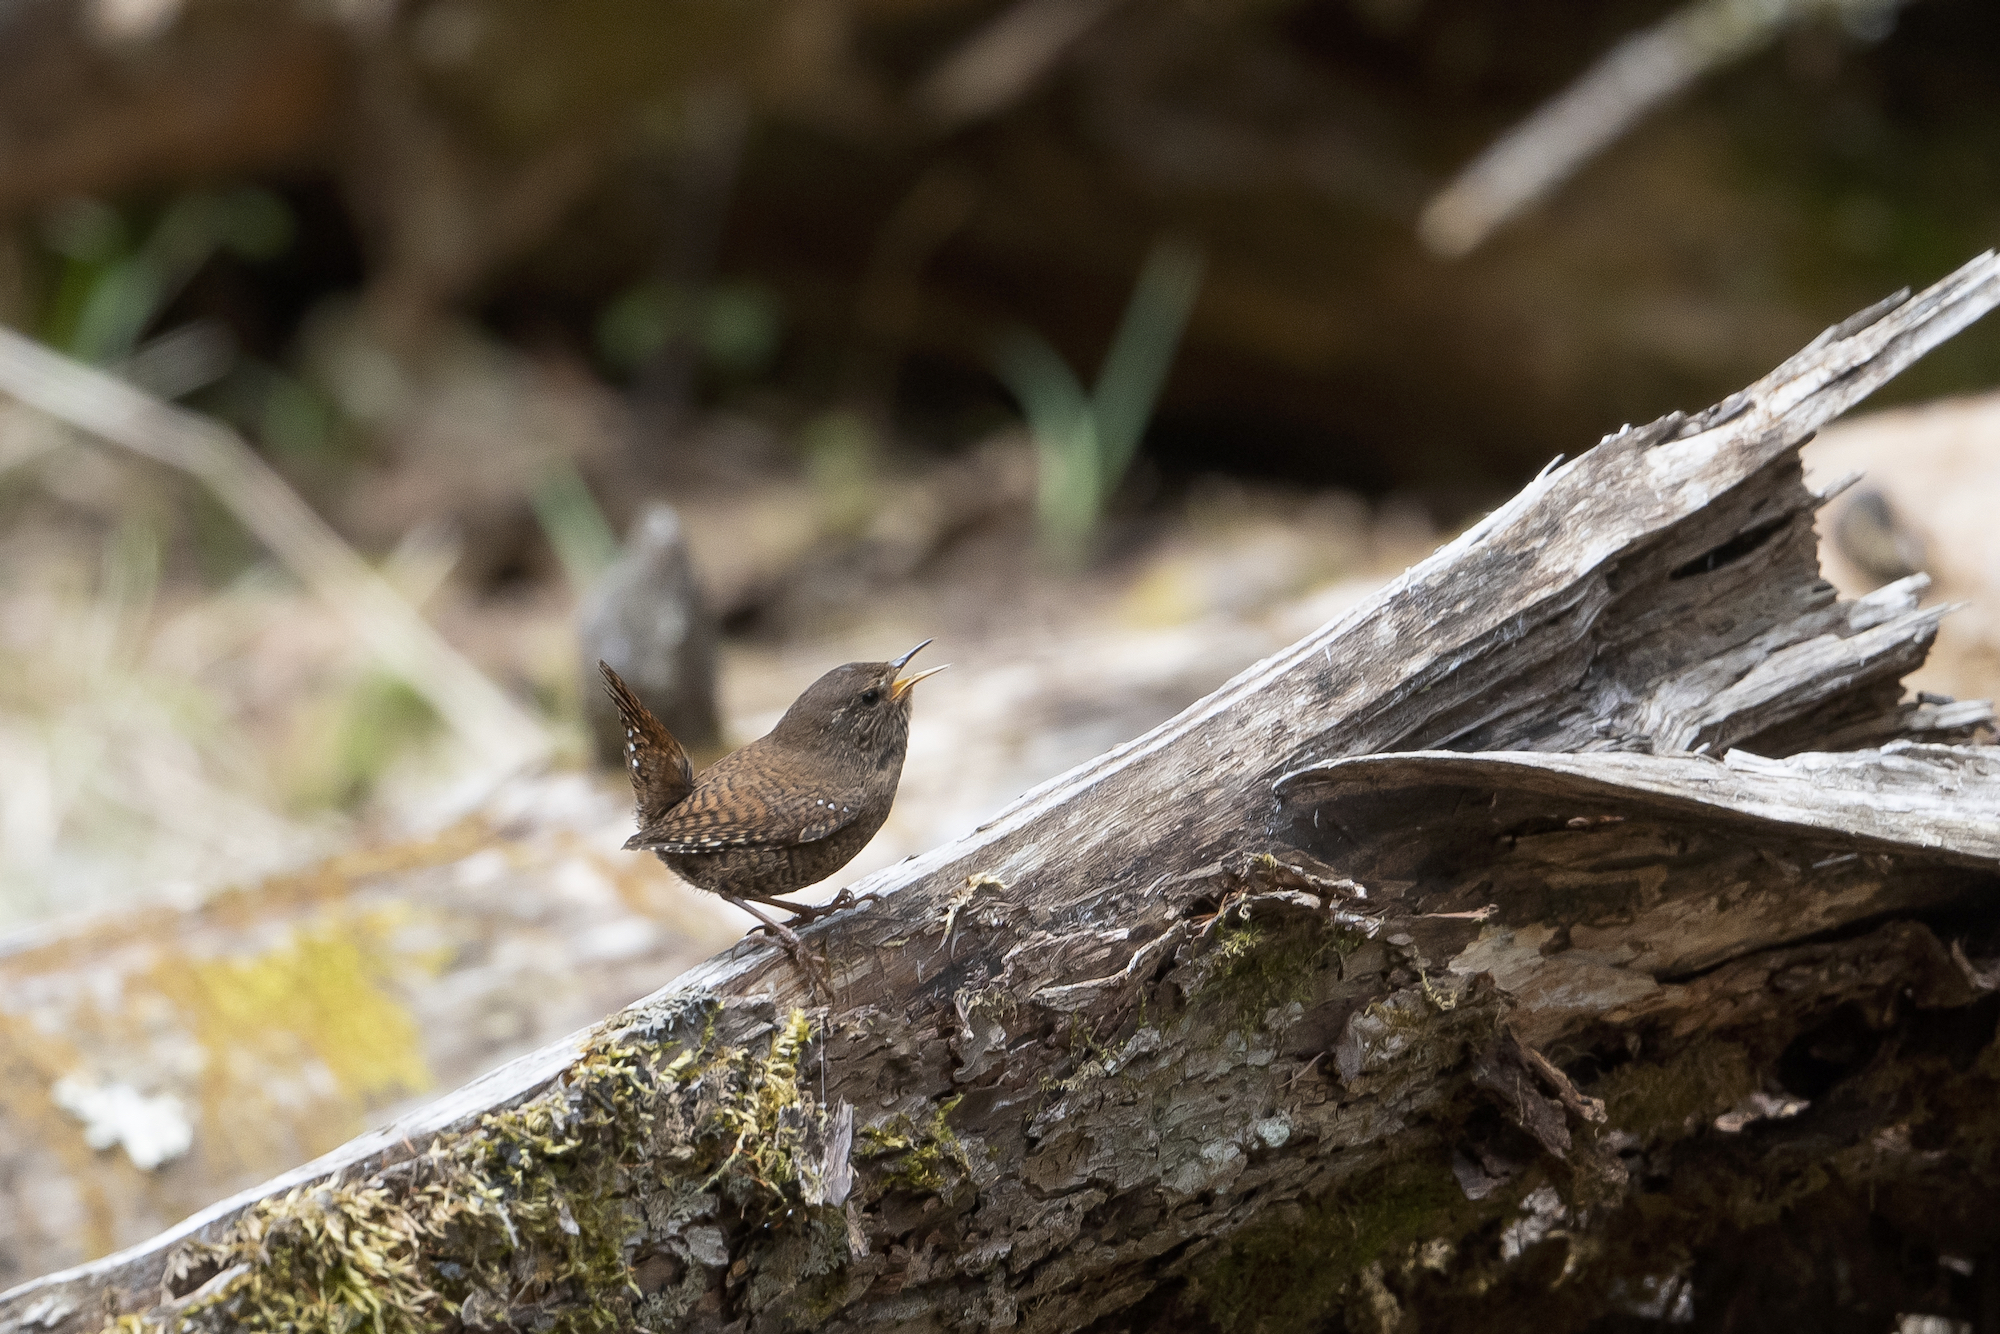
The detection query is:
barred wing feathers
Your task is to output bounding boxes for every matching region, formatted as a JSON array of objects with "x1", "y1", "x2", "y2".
[{"x1": 624, "y1": 739, "x2": 861, "y2": 852}]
